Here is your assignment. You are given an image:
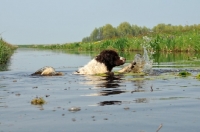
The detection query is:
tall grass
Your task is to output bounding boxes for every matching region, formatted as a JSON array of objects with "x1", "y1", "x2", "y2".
[
  {"x1": 18, "y1": 28, "x2": 200, "y2": 53},
  {"x1": 0, "y1": 38, "x2": 17, "y2": 65},
  {"x1": 20, "y1": 37, "x2": 143, "y2": 51},
  {"x1": 148, "y1": 30, "x2": 200, "y2": 52}
]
